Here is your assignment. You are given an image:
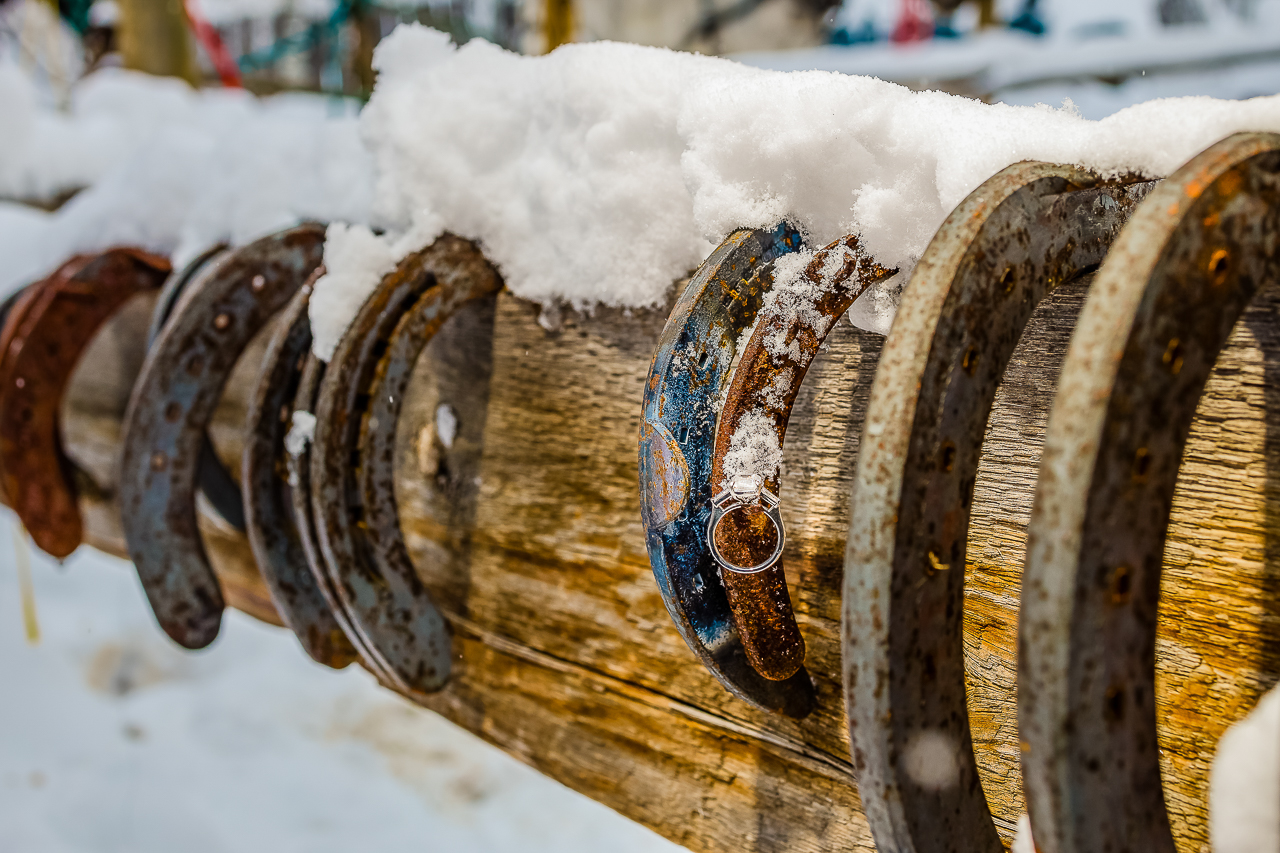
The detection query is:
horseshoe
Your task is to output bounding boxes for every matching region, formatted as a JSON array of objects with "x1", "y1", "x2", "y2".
[
  {"x1": 120, "y1": 224, "x2": 325, "y2": 649},
  {"x1": 710, "y1": 234, "x2": 895, "y2": 682},
  {"x1": 242, "y1": 273, "x2": 360, "y2": 669},
  {"x1": 639, "y1": 223, "x2": 820, "y2": 718},
  {"x1": 148, "y1": 243, "x2": 248, "y2": 531},
  {"x1": 310, "y1": 234, "x2": 502, "y2": 700},
  {"x1": 288, "y1": 347, "x2": 396, "y2": 682},
  {"x1": 0, "y1": 249, "x2": 170, "y2": 558},
  {"x1": 843, "y1": 162, "x2": 1153, "y2": 853},
  {"x1": 1020, "y1": 133, "x2": 1280, "y2": 853}
]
